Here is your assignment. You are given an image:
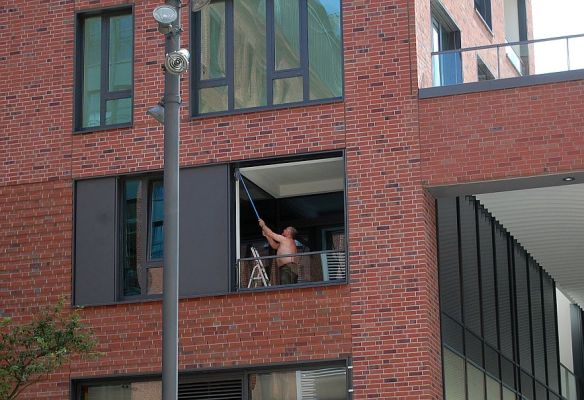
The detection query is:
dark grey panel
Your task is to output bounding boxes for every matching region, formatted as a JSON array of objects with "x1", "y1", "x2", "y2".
[
  {"x1": 478, "y1": 208, "x2": 498, "y2": 348},
  {"x1": 179, "y1": 165, "x2": 230, "y2": 296},
  {"x1": 74, "y1": 178, "x2": 117, "y2": 305},
  {"x1": 543, "y1": 275, "x2": 560, "y2": 392},
  {"x1": 495, "y1": 226, "x2": 514, "y2": 360},
  {"x1": 514, "y1": 244, "x2": 532, "y2": 374},
  {"x1": 529, "y1": 259, "x2": 546, "y2": 382},
  {"x1": 460, "y1": 197, "x2": 482, "y2": 335},
  {"x1": 437, "y1": 198, "x2": 462, "y2": 321}
]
